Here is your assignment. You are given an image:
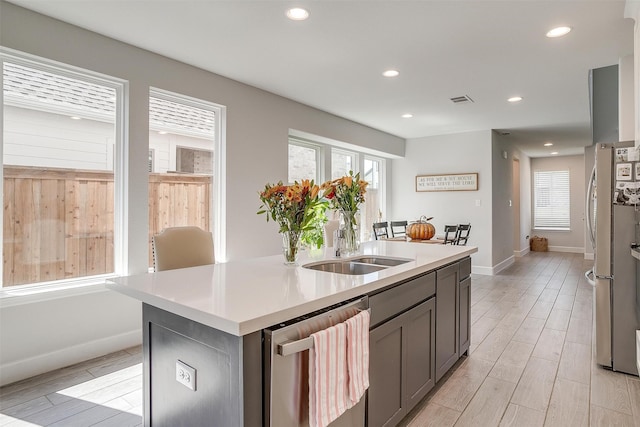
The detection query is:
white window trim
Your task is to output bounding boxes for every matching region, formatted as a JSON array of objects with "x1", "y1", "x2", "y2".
[
  {"x1": 331, "y1": 147, "x2": 359, "y2": 180},
  {"x1": 0, "y1": 47, "x2": 129, "y2": 299},
  {"x1": 150, "y1": 87, "x2": 227, "y2": 262},
  {"x1": 533, "y1": 169, "x2": 571, "y2": 231},
  {"x1": 288, "y1": 137, "x2": 324, "y2": 184}
]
